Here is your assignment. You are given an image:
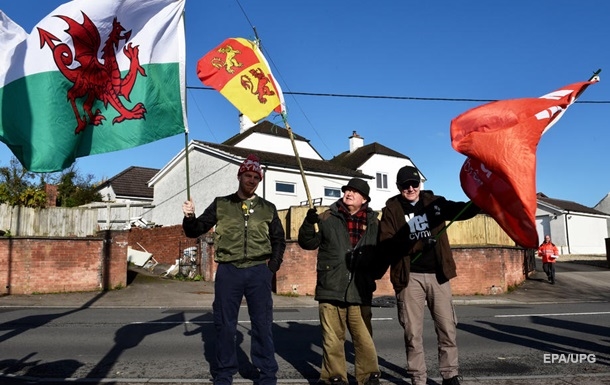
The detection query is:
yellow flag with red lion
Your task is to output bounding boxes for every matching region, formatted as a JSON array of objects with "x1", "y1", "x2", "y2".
[{"x1": 197, "y1": 37, "x2": 285, "y2": 123}]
